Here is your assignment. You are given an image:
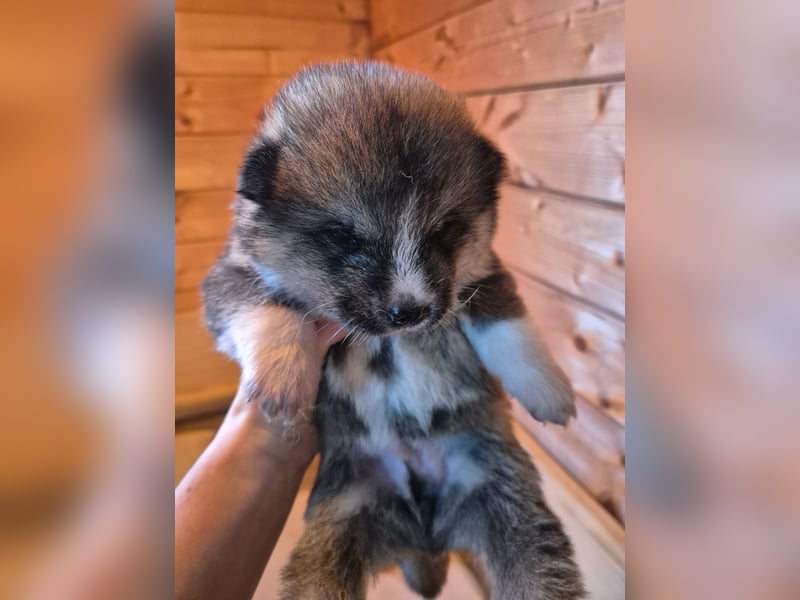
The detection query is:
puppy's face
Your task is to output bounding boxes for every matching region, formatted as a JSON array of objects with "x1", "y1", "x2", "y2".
[{"x1": 234, "y1": 64, "x2": 504, "y2": 336}]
